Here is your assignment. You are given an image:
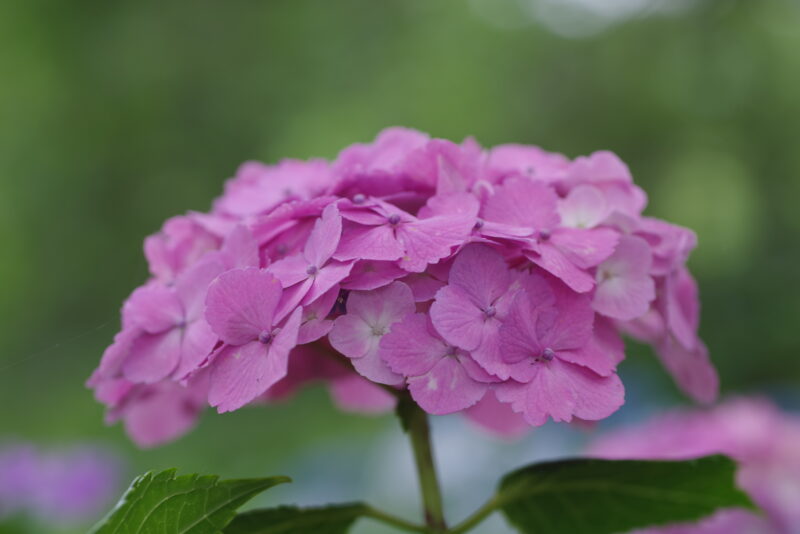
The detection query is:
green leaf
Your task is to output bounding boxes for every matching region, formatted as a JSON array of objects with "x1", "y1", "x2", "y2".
[
  {"x1": 224, "y1": 504, "x2": 366, "y2": 534},
  {"x1": 496, "y1": 455, "x2": 755, "y2": 534},
  {"x1": 90, "y1": 469, "x2": 291, "y2": 534}
]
